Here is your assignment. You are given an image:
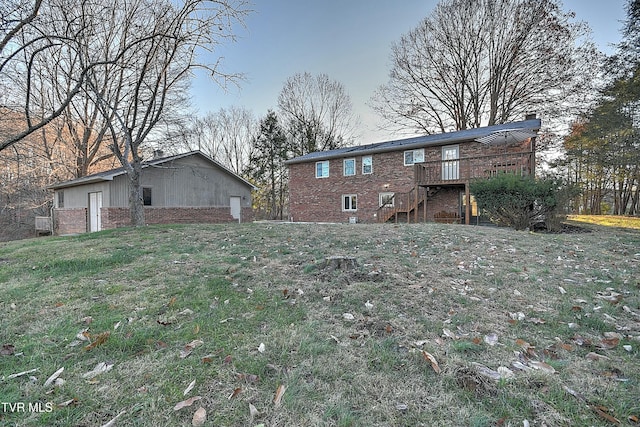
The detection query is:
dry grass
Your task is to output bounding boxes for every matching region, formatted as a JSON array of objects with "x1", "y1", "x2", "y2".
[
  {"x1": 568, "y1": 214, "x2": 640, "y2": 230},
  {"x1": 1, "y1": 222, "x2": 639, "y2": 426}
]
